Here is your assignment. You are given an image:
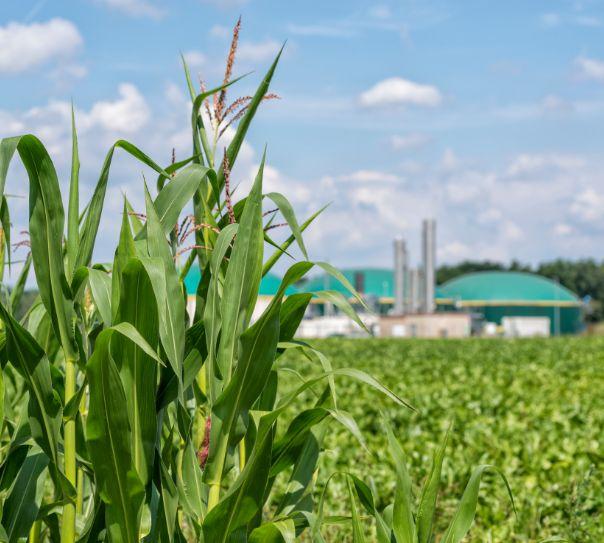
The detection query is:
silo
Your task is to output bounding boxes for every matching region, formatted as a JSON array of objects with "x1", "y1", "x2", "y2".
[
  {"x1": 422, "y1": 219, "x2": 436, "y2": 313},
  {"x1": 393, "y1": 237, "x2": 407, "y2": 315}
]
